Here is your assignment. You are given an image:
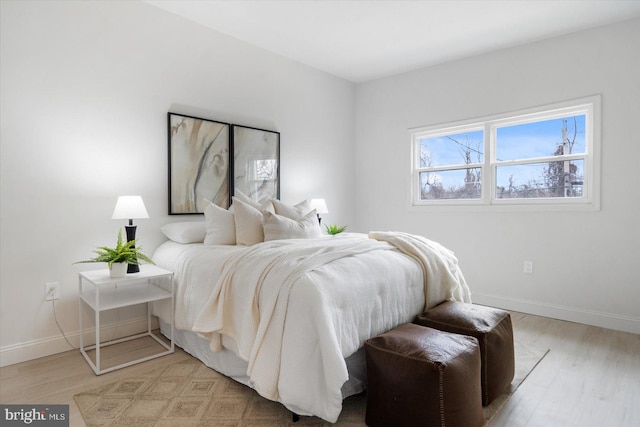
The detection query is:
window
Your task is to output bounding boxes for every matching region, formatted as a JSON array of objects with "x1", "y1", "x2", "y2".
[
  {"x1": 417, "y1": 127, "x2": 485, "y2": 201},
  {"x1": 410, "y1": 96, "x2": 600, "y2": 209}
]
